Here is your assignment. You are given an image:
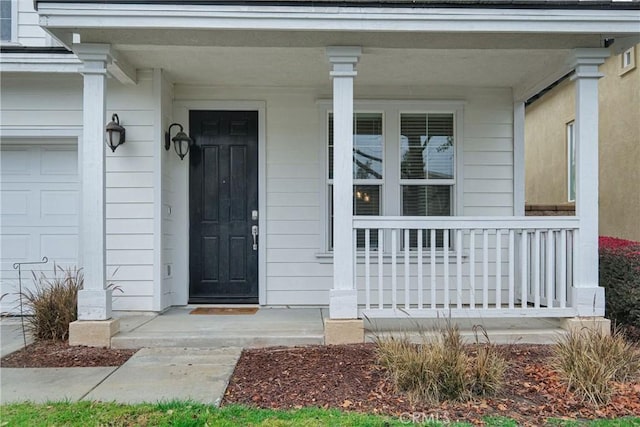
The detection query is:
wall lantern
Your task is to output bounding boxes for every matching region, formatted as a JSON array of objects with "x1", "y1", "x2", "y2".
[
  {"x1": 165, "y1": 123, "x2": 193, "y2": 160},
  {"x1": 105, "y1": 114, "x2": 126, "y2": 152}
]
